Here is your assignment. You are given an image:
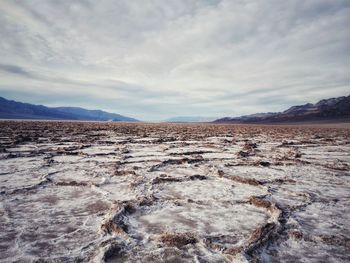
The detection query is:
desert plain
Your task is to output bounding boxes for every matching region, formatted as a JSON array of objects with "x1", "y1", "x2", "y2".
[{"x1": 0, "y1": 121, "x2": 349, "y2": 262}]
